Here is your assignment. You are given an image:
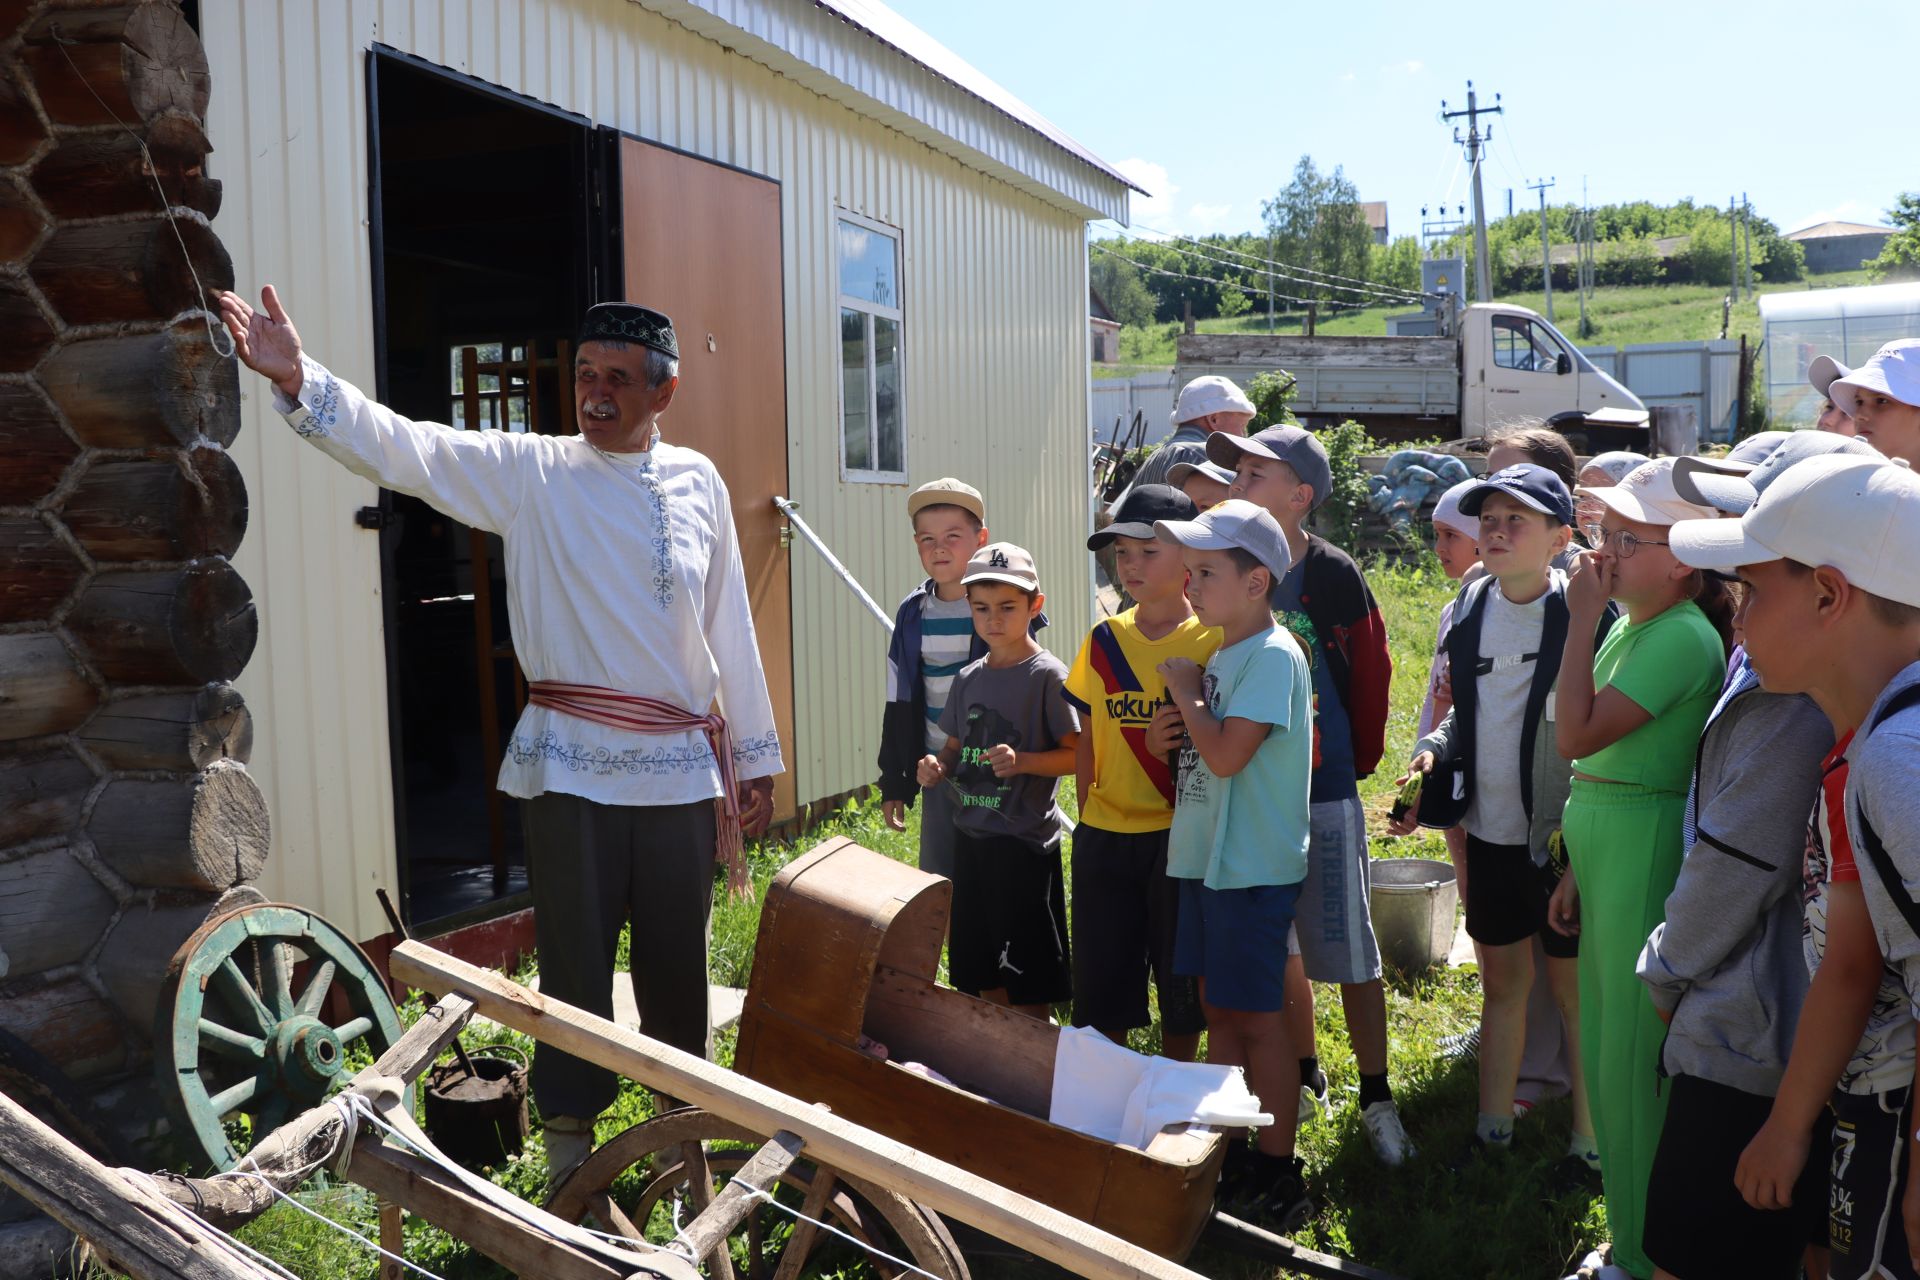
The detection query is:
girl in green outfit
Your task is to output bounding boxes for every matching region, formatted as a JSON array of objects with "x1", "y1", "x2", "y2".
[{"x1": 1546, "y1": 459, "x2": 1729, "y2": 1279}]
